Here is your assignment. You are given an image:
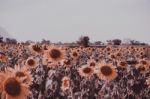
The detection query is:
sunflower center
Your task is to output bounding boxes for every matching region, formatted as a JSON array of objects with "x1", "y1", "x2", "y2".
[
  {"x1": 72, "y1": 52, "x2": 78, "y2": 57},
  {"x1": 63, "y1": 80, "x2": 69, "y2": 87},
  {"x1": 32, "y1": 45, "x2": 42, "y2": 52},
  {"x1": 101, "y1": 66, "x2": 112, "y2": 76},
  {"x1": 106, "y1": 47, "x2": 111, "y2": 51},
  {"x1": 90, "y1": 62, "x2": 95, "y2": 66},
  {"x1": 83, "y1": 67, "x2": 92, "y2": 74},
  {"x1": 141, "y1": 61, "x2": 147, "y2": 65},
  {"x1": 50, "y1": 49, "x2": 61, "y2": 59},
  {"x1": 120, "y1": 62, "x2": 126, "y2": 67},
  {"x1": 111, "y1": 55, "x2": 115, "y2": 59},
  {"x1": 4, "y1": 78, "x2": 21, "y2": 96},
  {"x1": 27, "y1": 59, "x2": 35, "y2": 66}
]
